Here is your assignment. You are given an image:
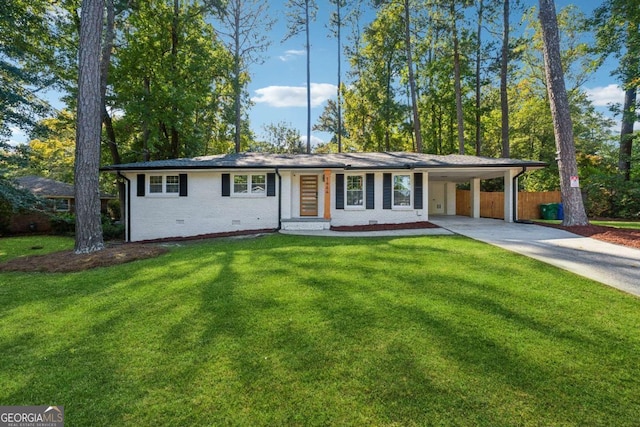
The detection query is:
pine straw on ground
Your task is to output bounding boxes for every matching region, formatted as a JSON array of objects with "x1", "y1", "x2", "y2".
[
  {"x1": 535, "y1": 222, "x2": 640, "y2": 250},
  {"x1": 1, "y1": 222, "x2": 638, "y2": 273},
  {"x1": 0, "y1": 244, "x2": 169, "y2": 273}
]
